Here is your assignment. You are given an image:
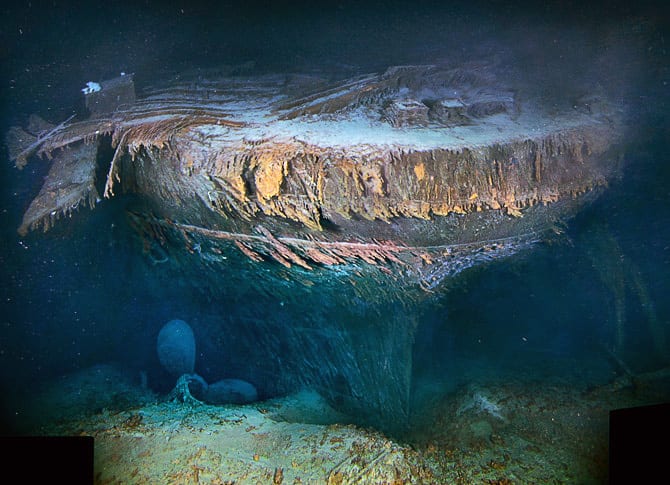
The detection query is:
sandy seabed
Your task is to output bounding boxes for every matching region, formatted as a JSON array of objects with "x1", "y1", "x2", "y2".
[{"x1": 22, "y1": 363, "x2": 669, "y2": 484}]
